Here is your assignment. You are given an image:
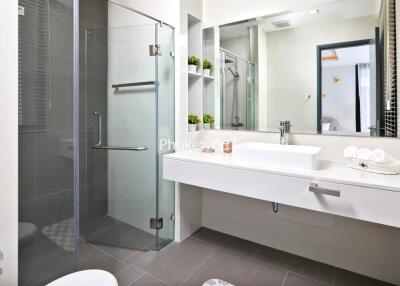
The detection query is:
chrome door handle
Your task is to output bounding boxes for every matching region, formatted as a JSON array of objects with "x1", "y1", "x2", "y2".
[
  {"x1": 93, "y1": 111, "x2": 102, "y2": 146},
  {"x1": 309, "y1": 183, "x2": 341, "y2": 197},
  {"x1": 92, "y1": 111, "x2": 147, "y2": 151}
]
